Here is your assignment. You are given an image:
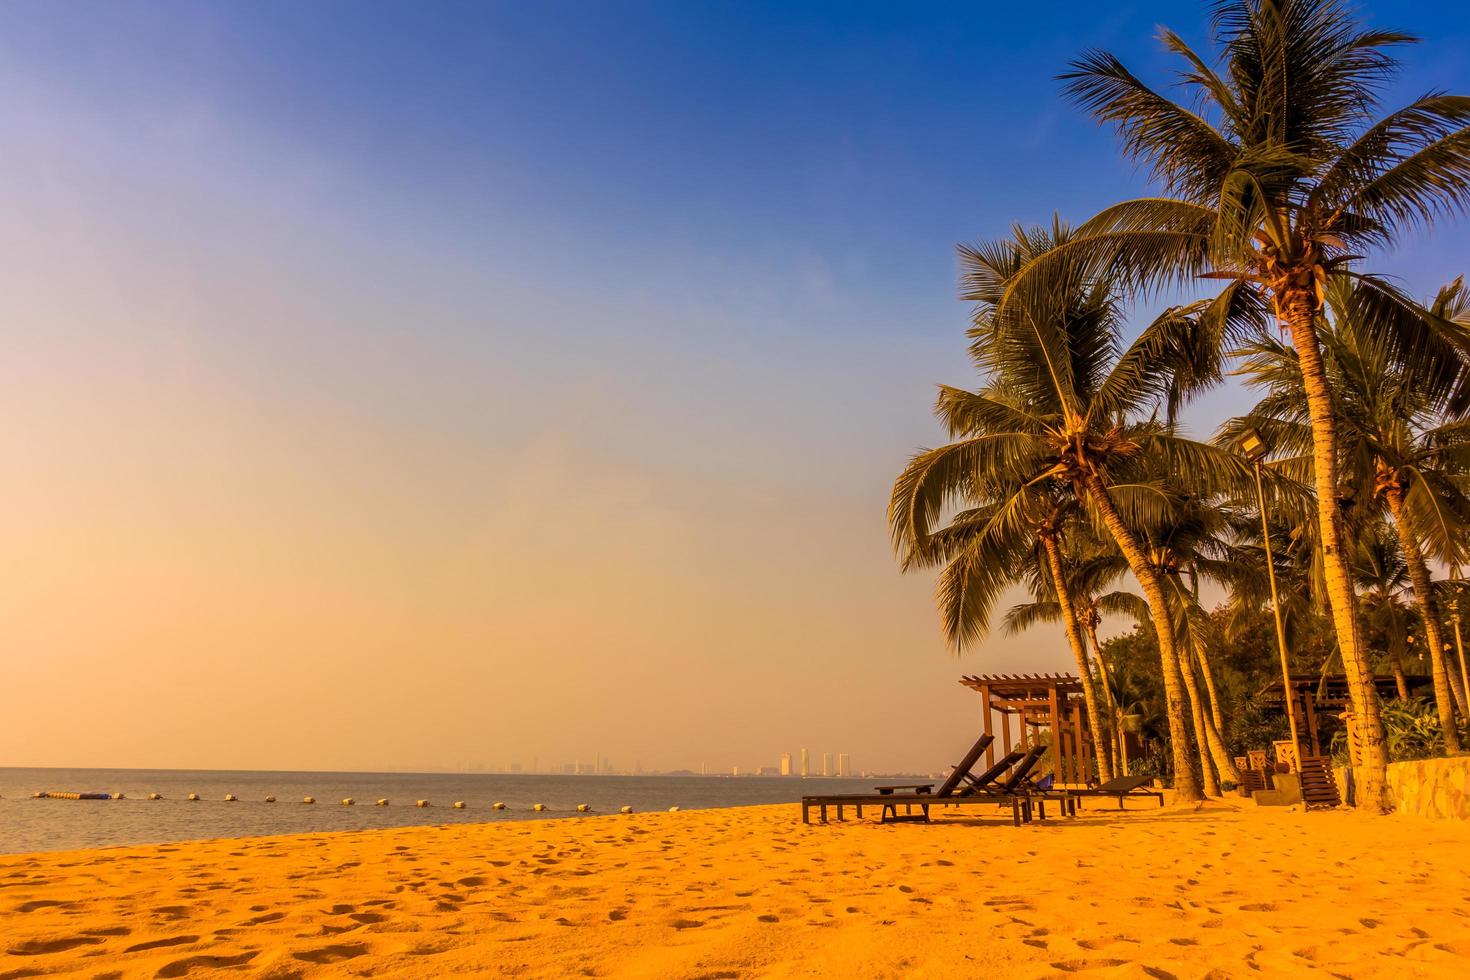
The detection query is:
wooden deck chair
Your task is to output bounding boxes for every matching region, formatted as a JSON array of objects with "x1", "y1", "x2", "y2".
[
  {"x1": 803, "y1": 733, "x2": 1032, "y2": 825},
  {"x1": 1052, "y1": 773, "x2": 1164, "y2": 811}
]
